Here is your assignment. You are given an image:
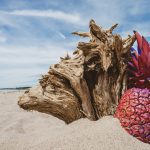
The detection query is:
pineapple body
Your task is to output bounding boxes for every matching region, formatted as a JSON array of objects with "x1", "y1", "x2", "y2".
[
  {"x1": 115, "y1": 31, "x2": 150, "y2": 144},
  {"x1": 115, "y1": 88, "x2": 150, "y2": 143}
]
